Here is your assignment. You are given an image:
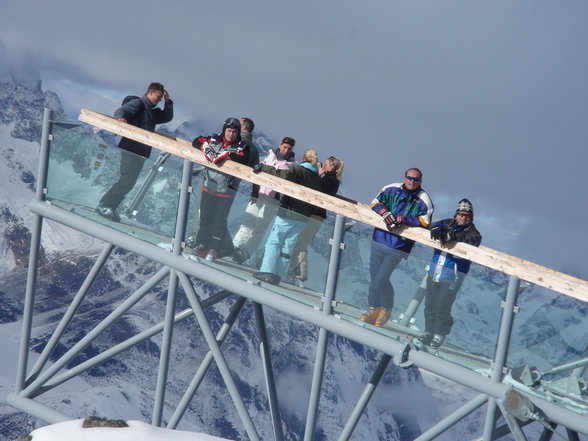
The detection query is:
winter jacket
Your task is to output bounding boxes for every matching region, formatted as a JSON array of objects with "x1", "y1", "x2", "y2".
[
  {"x1": 114, "y1": 95, "x2": 174, "y2": 158},
  {"x1": 193, "y1": 134, "x2": 251, "y2": 195},
  {"x1": 255, "y1": 149, "x2": 296, "y2": 200},
  {"x1": 428, "y1": 218, "x2": 482, "y2": 282},
  {"x1": 241, "y1": 131, "x2": 260, "y2": 167},
  {"x1": 261, "y1": 162, "x2": 321, "y2": 218},
  {"x1": 370, "y1": 182, "x2": 434, "y2": 253},
  {"x1": 313, "y1": 170, "x2": 340, "y2": 219}
]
